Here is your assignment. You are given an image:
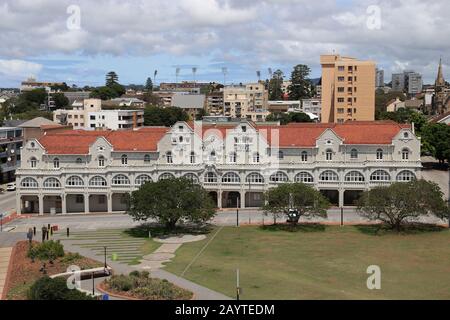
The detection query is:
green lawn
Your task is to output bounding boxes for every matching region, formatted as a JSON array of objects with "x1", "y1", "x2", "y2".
[{"x1": 164, "y1": 225, "x2": 450, "y2": 300}]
